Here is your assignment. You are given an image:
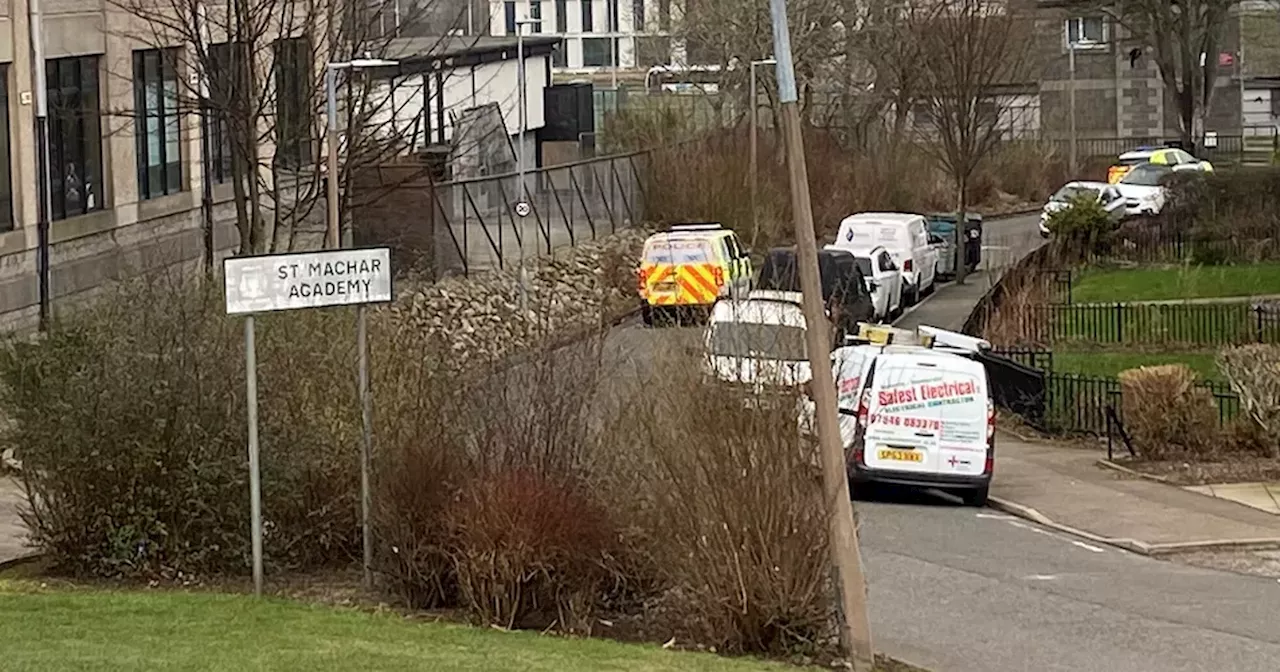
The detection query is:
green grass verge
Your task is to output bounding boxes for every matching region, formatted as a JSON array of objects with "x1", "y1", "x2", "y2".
[
  {"x1": 1054, "y1": 352, "x2": 1222, "y2": 381},
  {"x1": 1070, "y1": 263, "x2": 1280, "y2": 303},
  {"x1": 0, "y1": 583, "x2": 808, "y2": 672}
]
